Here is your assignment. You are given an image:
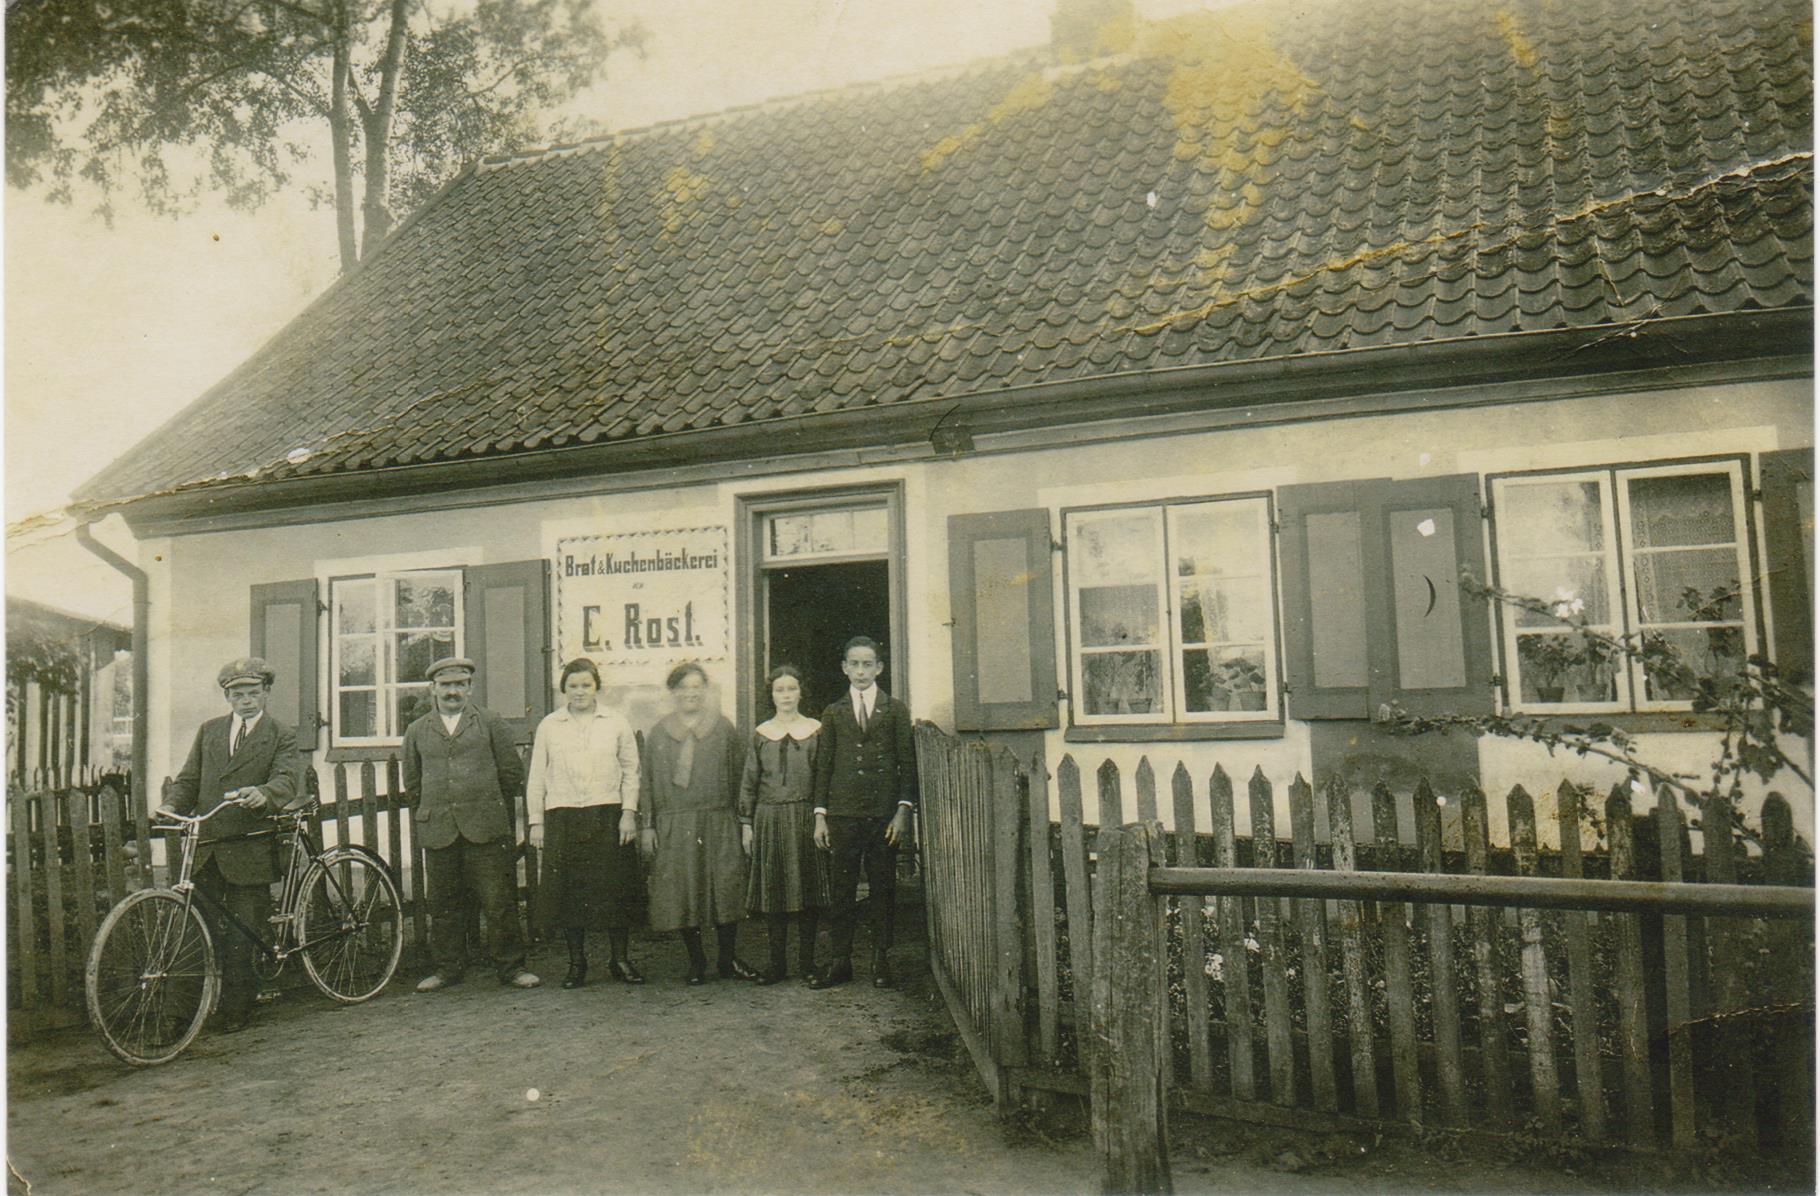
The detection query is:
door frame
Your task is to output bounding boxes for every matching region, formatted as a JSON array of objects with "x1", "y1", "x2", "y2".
[{"x1": 733, "y1": 481, "x2": 909, "y2": 733}]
